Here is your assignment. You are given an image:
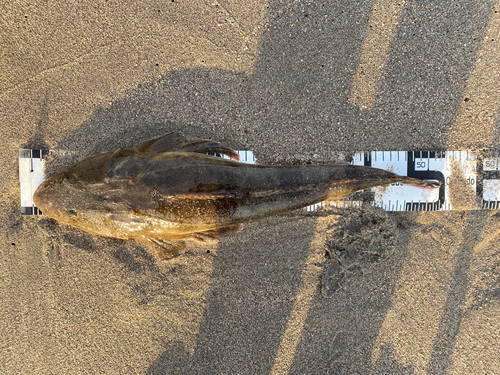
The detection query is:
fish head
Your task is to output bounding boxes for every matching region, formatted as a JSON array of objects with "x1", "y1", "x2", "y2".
[
  {"x1": 33, "y1": 169, "x2": 86, "y2": 224},
  {"x1": 33, "y1": 152, "x2": 113, "y2": 224}
]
